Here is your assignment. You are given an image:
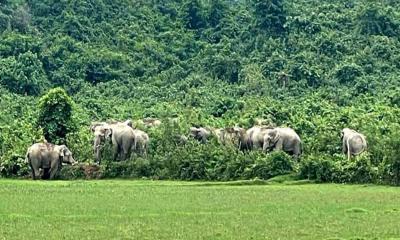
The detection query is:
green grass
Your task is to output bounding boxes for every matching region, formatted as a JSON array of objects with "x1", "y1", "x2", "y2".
[{"x1": 0, "y1": 180, "x2": 399, "y2": 239}]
